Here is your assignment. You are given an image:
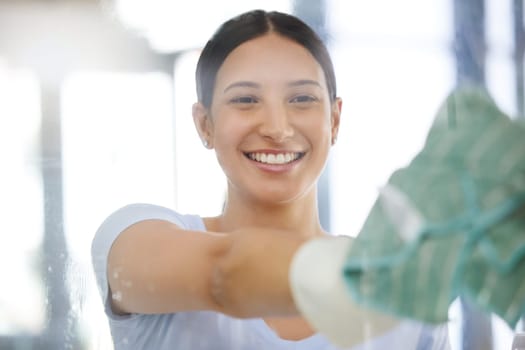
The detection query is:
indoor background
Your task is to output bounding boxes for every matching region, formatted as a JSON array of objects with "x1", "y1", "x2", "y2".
[{"x1": 0, "y1": 0, "x2": 523, "y2": 349}]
